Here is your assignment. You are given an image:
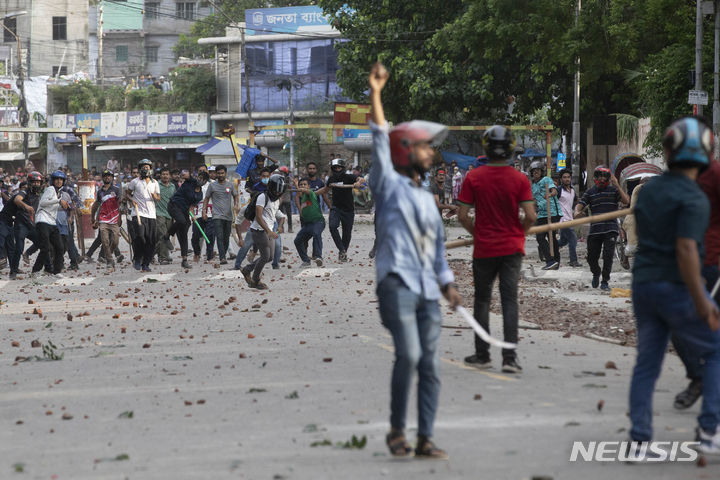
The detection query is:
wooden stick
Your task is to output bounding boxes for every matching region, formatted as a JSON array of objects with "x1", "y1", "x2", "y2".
[
  {"x1": 445, "y1": 208, "x2": 632, "y2": 250},
  {"x1": 545, "y1": 183, "x2": 554, "y2": 257}
]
